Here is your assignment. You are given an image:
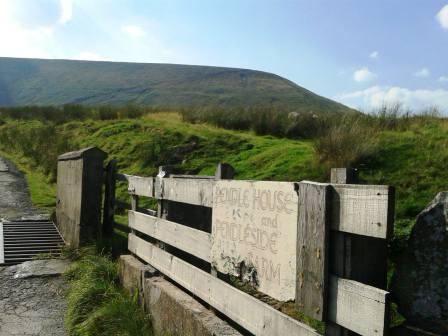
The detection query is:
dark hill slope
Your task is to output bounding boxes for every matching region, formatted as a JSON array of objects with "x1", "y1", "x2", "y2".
[{"x1": 0, "y1": 57, "x2": 350, "y2": 112}]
